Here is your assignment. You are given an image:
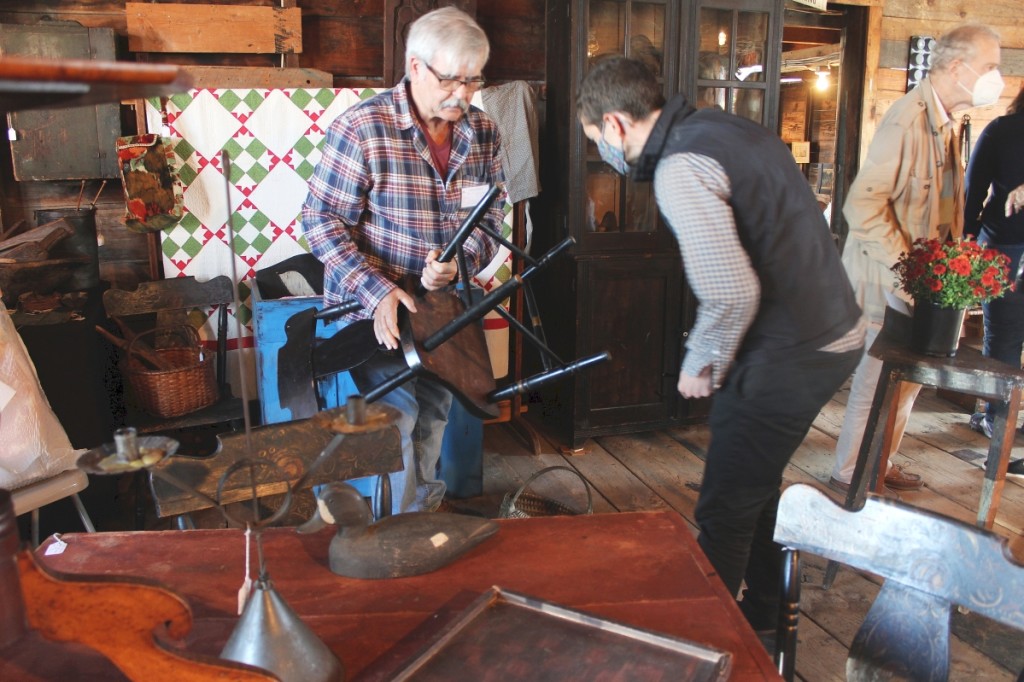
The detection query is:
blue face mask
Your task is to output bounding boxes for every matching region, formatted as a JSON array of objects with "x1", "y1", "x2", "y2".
[{"x1": 597, "y1": 122, "x2": 630, "y2": 175}]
